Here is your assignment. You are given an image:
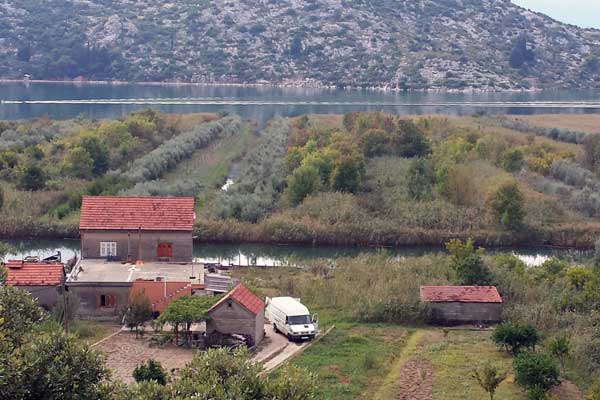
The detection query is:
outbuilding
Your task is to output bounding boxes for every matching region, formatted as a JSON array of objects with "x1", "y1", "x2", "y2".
[
  {"x1": 206, "y1": 284, "x2": 265, "y2": 347},
  {"x1": 4, "y1": 260, "x2": 65, "y2": 310},
  {"x1": 420, "y1": 286, "x2": 503, "y2": 325}
]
